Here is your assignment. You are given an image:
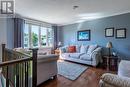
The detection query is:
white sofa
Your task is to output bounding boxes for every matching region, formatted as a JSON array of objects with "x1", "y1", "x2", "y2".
[
  {"x1": 100, "y1": 60, "x2": 130, "y2": 87},
  {"x1": 59, "y1": 45, "x2": 102, "y2": 66}
]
